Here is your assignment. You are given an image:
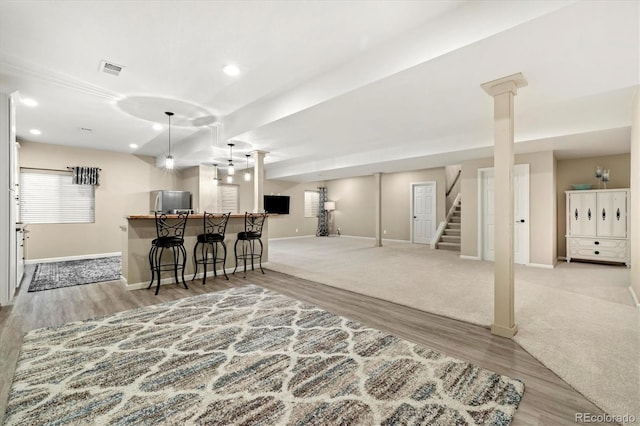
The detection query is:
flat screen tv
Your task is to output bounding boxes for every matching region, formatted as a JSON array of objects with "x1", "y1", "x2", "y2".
[{"x1": 264, "y1": 195, "x2": 290, "y2": 214}]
